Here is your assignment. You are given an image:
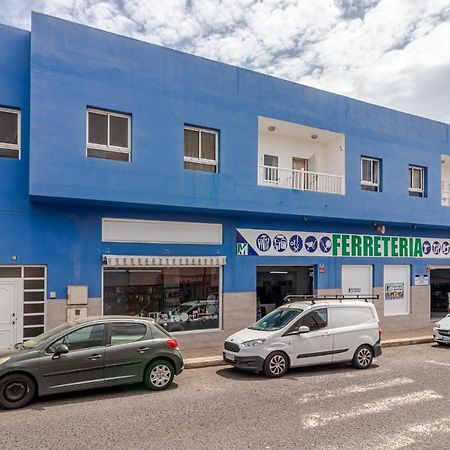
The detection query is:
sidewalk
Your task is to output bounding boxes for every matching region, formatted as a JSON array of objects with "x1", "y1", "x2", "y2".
[{"x1": 182, "y1": 325, "x2": 434, "y2": 369}]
